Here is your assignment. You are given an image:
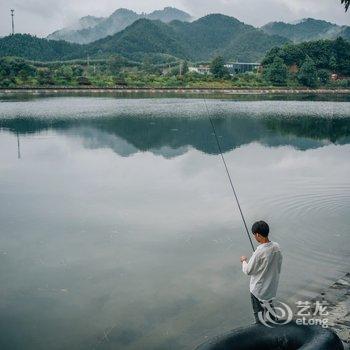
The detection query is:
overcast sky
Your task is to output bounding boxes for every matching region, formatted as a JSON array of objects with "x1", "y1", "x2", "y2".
[{"x1": 0, "y1": 0, "x2": 349, "y2": 37}]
